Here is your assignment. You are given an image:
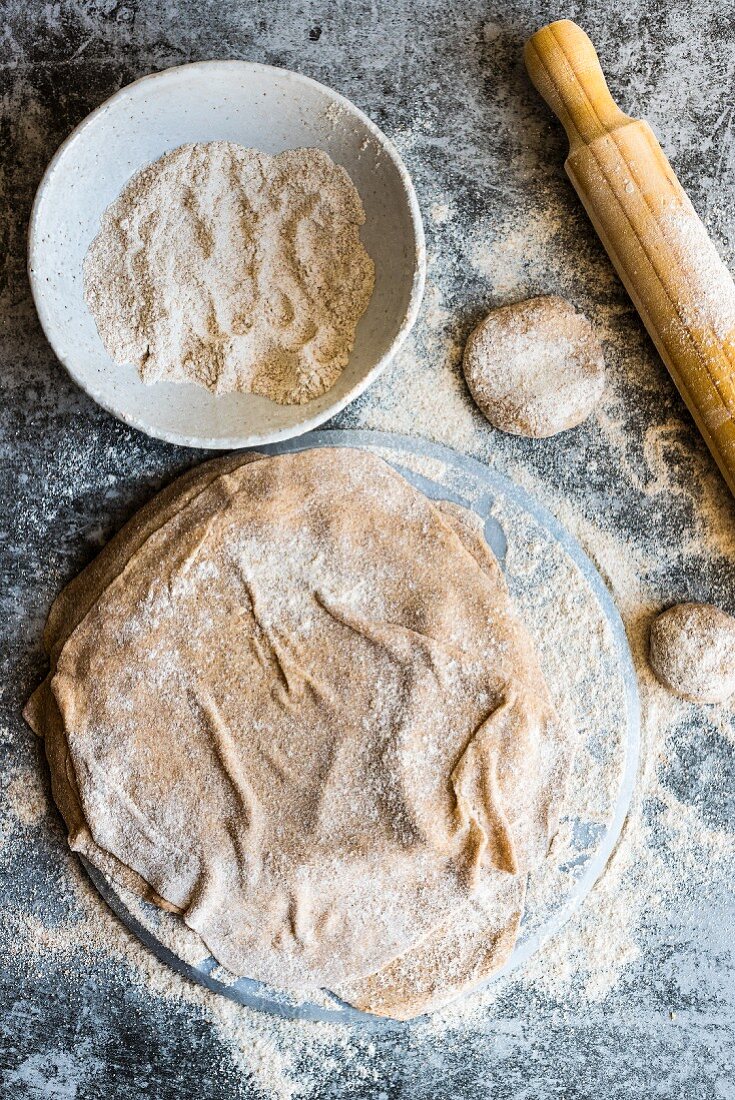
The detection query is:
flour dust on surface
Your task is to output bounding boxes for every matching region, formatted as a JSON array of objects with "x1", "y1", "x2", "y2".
[{"x1": 7, "y1": 6, "x2": 735, "y2": 1094}]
